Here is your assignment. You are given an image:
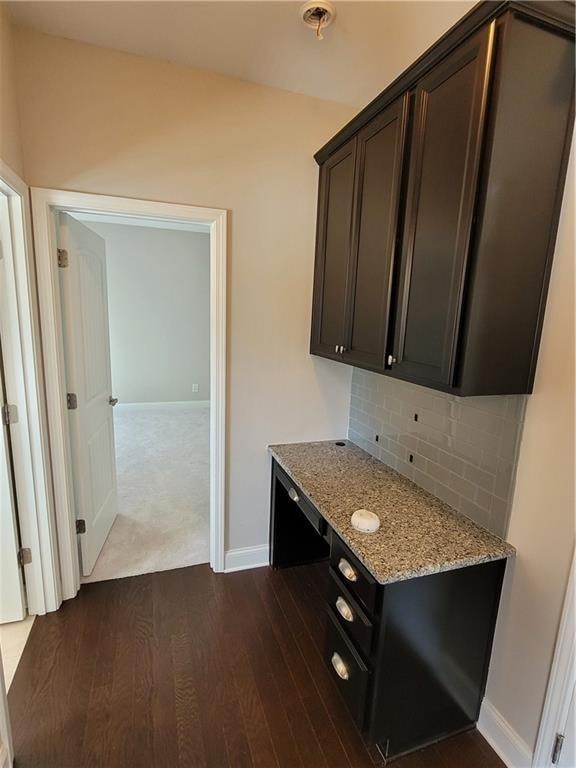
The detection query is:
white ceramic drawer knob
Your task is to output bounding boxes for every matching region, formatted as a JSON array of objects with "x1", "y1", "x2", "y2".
[
  {"x1": 338, "y1": 557, "x2": 358, "y2": 582},
  {"x1": 331, "y1": 652, "x2": 349, "y2": 681},
  {"x1": 335, "y1": 596, "x2": 354, "y2": 622},
  {"x1": 288, "y1": 487, "x2": 299, "y2": 503}
]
